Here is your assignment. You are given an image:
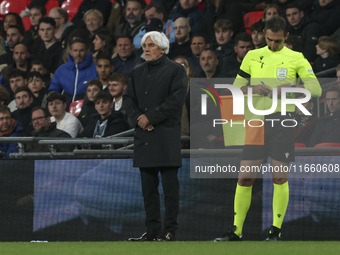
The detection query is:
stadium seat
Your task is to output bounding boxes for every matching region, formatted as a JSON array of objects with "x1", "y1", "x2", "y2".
[
  {"x1": 0, "y1": 0, "x2": 30, "y2": 16},
  {"x1": 22, "y1": 16, "x2": 31, "y2": 31},
  {"x1": 243, "y1": 11, "x2": 263, "y2": 35},
  {"x1": 69, "y1": 100, "x2": 84, "y2": 117},
  {"x1": 295, "y1": 143, "x2": 306, "y2": 148},
  {"x1": 61, "y1": 0, "x2": 82, "y2": 21},
  {"x1": 314, "y1": 143, "x2": 340, "y2": 148},
  {"x1": 45, "y1": 0, "x2": 60, "y2": 15}
]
